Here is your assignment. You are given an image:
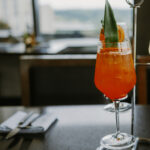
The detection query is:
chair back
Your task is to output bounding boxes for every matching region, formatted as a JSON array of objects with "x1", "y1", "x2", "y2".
[{"x1": 20, "y1": 55, "x2": 104, "y2": 106}]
